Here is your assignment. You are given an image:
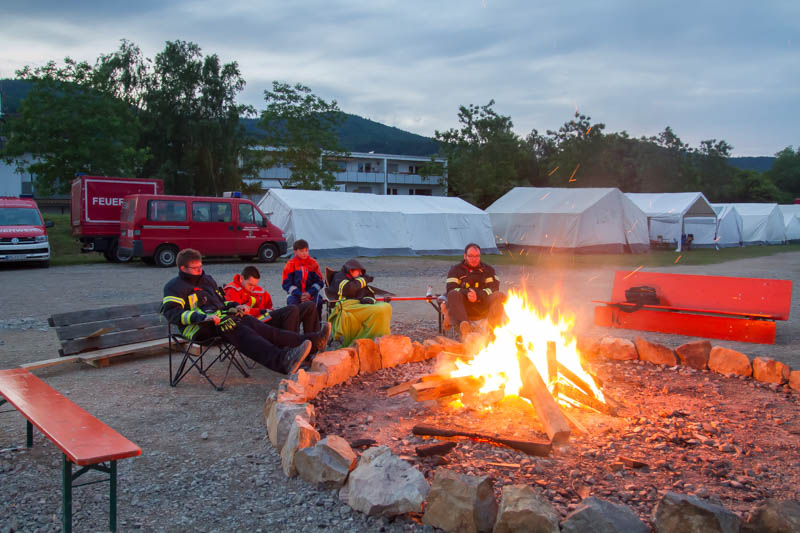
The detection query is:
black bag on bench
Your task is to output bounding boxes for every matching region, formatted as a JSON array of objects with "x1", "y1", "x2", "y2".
[{"x1": 621, "y1": 286, "x2": 659, "y2": 312}]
